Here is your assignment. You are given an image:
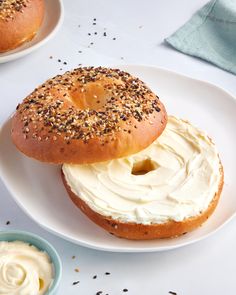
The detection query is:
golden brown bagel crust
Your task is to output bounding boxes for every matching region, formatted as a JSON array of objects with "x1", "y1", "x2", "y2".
[
  {"x1": 11, "y1": 67, "x2": 167, "y2": 164},
  {"x1": 0, "y1": 0, "x2": 45, "y2": 53},
  {"x1": 61, "y1": 164, "x2": 224, "y2": 240}
]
